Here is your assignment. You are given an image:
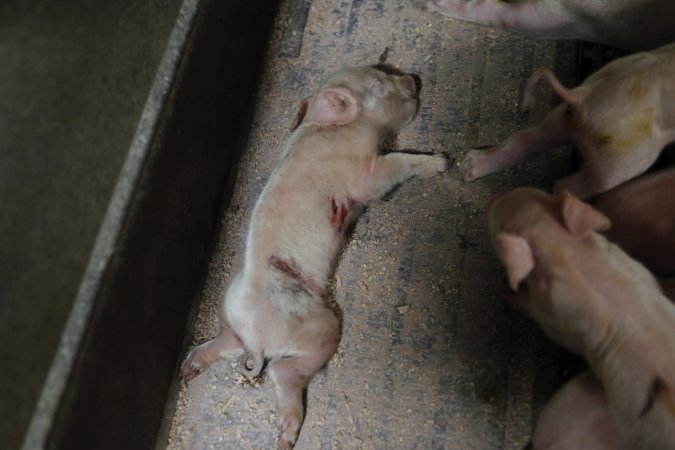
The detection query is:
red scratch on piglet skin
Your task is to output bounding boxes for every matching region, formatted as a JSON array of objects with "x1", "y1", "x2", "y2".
[
  {"x1": 330, "y1": 197, "x2": 356, "y2": 233},
  {"x1": 269, "y1": 255, "x2": 330, "y2": 308}
]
